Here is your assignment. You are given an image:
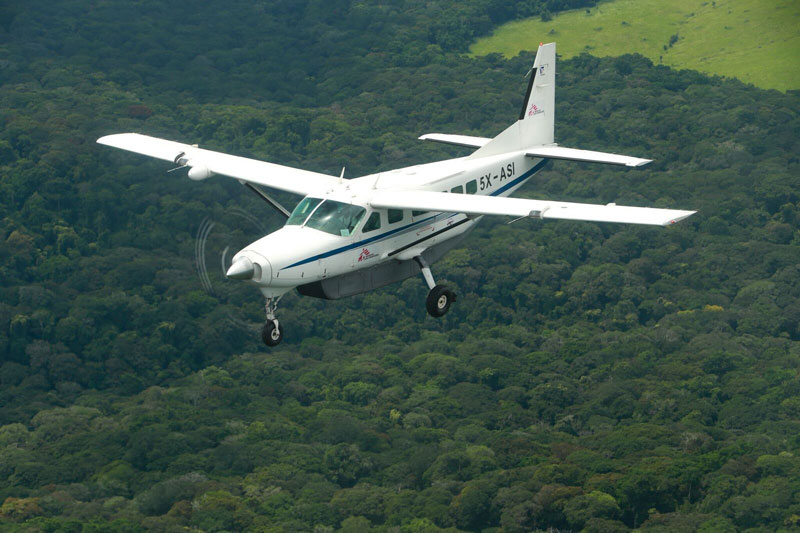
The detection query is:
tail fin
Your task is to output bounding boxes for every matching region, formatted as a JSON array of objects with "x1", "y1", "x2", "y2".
[
  {"x1": 519, "y1": 42, "x2": 555, "y2": 145},
  {"x1": 468, "y1": 42, "x2": 556, "y2": 159}
]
